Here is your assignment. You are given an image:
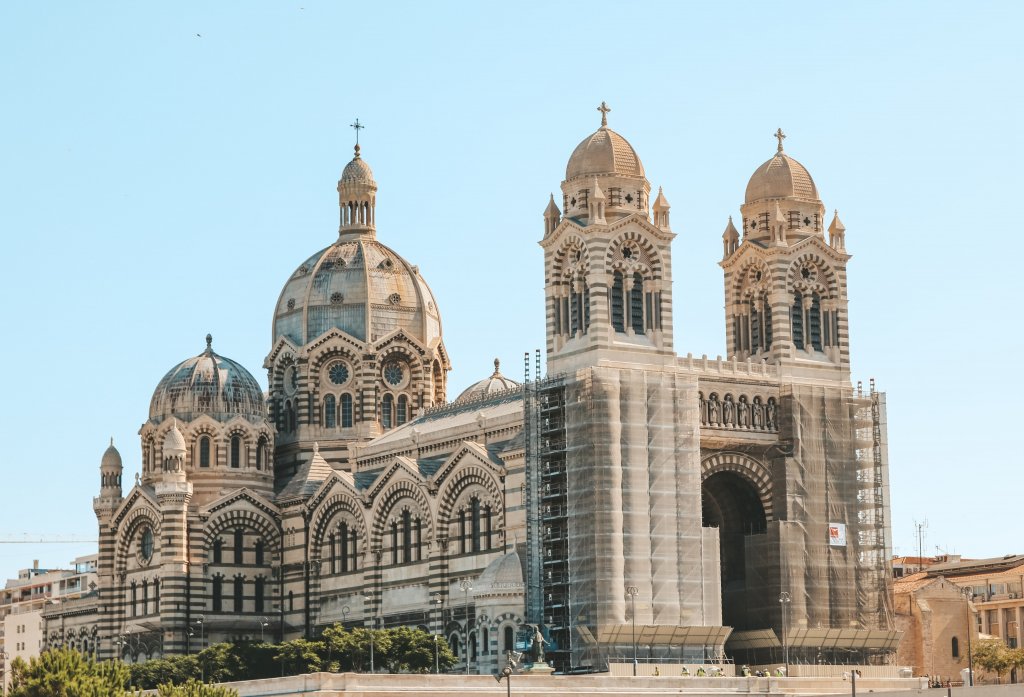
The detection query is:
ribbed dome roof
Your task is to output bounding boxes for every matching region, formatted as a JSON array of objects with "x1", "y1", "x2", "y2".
[
  {"x1": 101, "y1": 439, "x2": 122, "y2": 470},
  {"x1": 566, "y1": 126, "x2": 645, "y2": 181},
  {"x1": 163, "y1": 420, "x2": 187, "y2": 453},
  {"x1": 745, "y1": 153, "x2": 819, "y2": 203},
  {"x1": 473, "y1": 549, "x2": 525, "y2": 598},
  {"x1": 273, "y1": 238, "x2": 443, "y2": 347},
  {"x1": 149, "y1": 336, "x2": 266, "y2": 423},
  {"x1": 341, "y1": 145, "x2": 374, "y2": 183},
  {"x1": 455, "y1": 359, "x2": 521, "y2": 403}
]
